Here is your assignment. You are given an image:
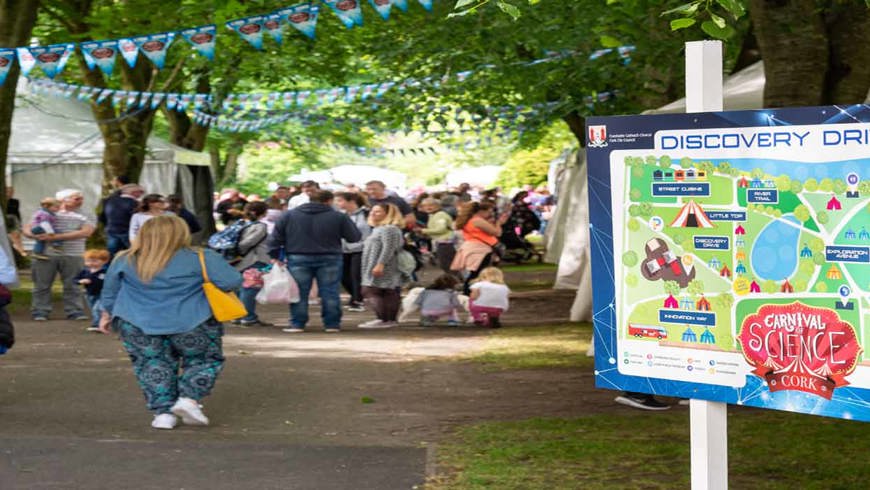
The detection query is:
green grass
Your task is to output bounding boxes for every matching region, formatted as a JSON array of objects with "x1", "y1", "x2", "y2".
[
  {"x1": 500, "y1": 263, "x2": 557, "y2": 273},
  {"x1": 465, "y1": 323, "x2": 592, "y2": 370},
  {"x1": 8, "y1": 276, "x2": 63, "y2": 314},
  {"x1": 429, "y1": 409, "x2": 870, "y2": 490}
]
